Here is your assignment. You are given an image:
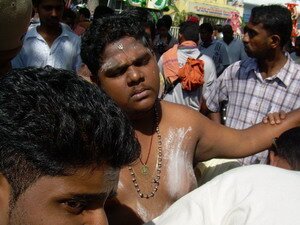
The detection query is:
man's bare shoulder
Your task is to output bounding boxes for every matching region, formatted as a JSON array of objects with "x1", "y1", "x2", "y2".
[{"x1": 160, "y1": 100, "x2": 211, "y2": 130}]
